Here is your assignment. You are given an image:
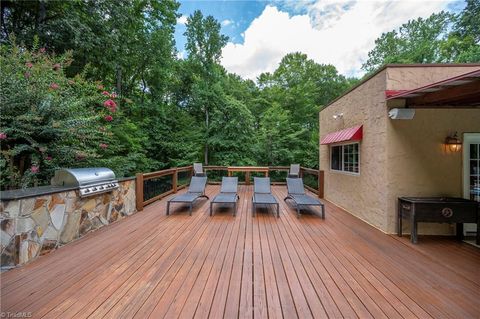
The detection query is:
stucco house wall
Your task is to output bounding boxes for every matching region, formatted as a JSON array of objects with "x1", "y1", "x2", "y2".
[
  {"x1": 319, "y1": 69, "x2": 389, "y2": 231},
  {"x1": 384, "y1": 65, "x2": 480, "y2": 234},
  {"x1": 320, "y1": 64, "x2": 480, "y2": 234}
]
